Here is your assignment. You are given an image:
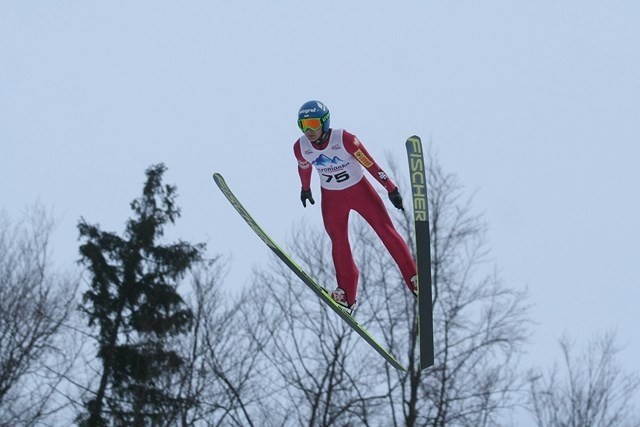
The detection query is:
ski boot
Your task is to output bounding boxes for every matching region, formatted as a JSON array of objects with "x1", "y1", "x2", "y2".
[
  {"x1": 330, "y1": 288, "x2": 356, "y2": 315},
  {"x1": 410, "y1": 275, "x2": 418, "y2": 299}
]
